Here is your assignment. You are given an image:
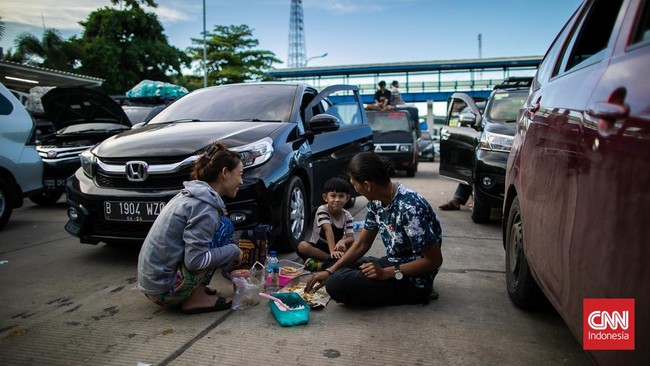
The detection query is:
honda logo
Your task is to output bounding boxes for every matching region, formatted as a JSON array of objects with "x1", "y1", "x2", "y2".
[{"x1": 125, "y1": 161, "x2": 149, "y2": 182}]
